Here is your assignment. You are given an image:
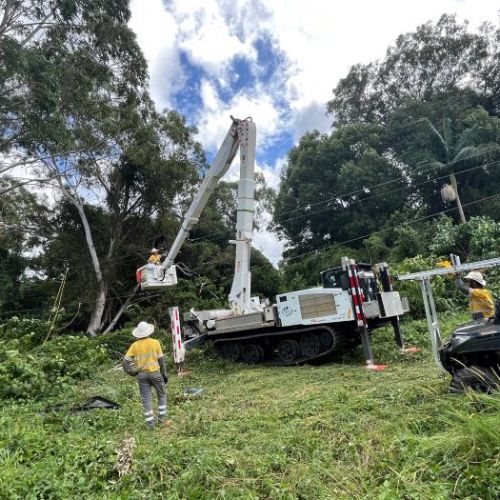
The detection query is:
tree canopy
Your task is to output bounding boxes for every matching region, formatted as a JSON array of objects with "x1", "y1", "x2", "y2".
[
  {"x1": 0, "y1": 0, "x2": 279, "y2": 332},
  {"x1": 275, "y1": 15, "x2": 500, "y2": 259}
]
